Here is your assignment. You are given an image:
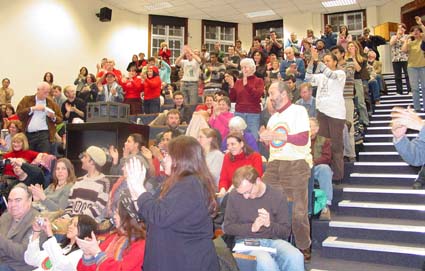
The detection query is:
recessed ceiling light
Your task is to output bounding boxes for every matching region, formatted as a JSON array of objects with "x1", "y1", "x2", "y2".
[
  {"x1": 245, "y1": 10, "x2": 275, "y2": 18},
  {"x1": 322, "y1": 0, "x2": 356, "y2": 8},
  {"x1": 144, "y1": 2, "x2": 173, "y2": 11}
]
